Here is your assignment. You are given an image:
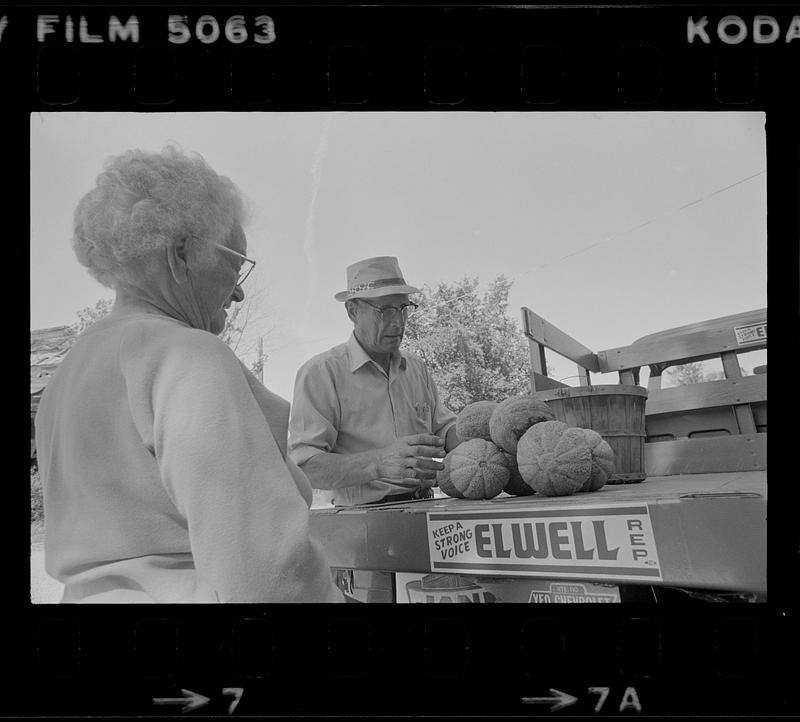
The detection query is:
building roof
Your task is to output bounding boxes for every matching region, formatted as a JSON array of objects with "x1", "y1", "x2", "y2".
[{"x1": 31, "y1": 325, "x2": 72, "y2": 409}]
